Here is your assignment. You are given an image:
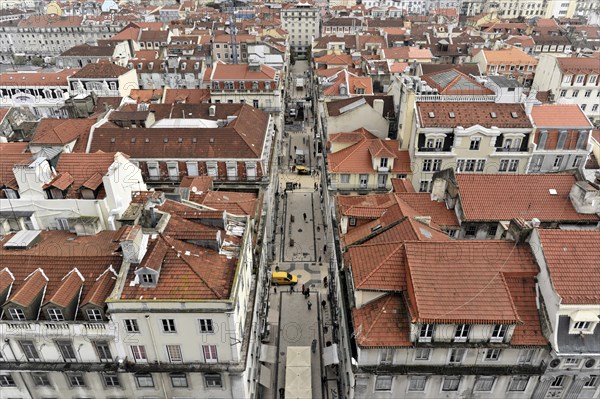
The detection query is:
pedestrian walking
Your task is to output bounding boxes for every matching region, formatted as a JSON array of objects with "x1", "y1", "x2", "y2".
[
  {"x1": 294, "y1": 145, "x2": 297, "y2": 153},
  {"x1": 314, "y1": 182, "x2": 318, "y2": 190},
  {"x1": 290, "y1": 285, "x2": 294, "y2": 294},
  {"x1": 299, "y1": 182, "x2": 301, "y2": 189},
  {"x1": 318, "y1": 255, "x2": 322, "y2": 263},
  {"x1": 321, "y1": 300, "x2": 326, "y2": 308},
  {"x1": 303, "y1": 212, "x2": 307, "y2": 222},
  {"x1": 301, "y1": 284, "x2": 305, "y2": 294},
  {"x1": 324, "y1": 276, "x2": 328, "y2": 286},
  {"x1": 323, "y1": 244, "x2": 327, "y2": 253},
  {"x1": 305, "y1": 287, "x2": 310, "y2": 298},
  {"x1": 274, "y1": 287, "x2": 277, "y2": 294},
  {"x1": 307, "y1": 300, "x2": 312, "y2": 310}
]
